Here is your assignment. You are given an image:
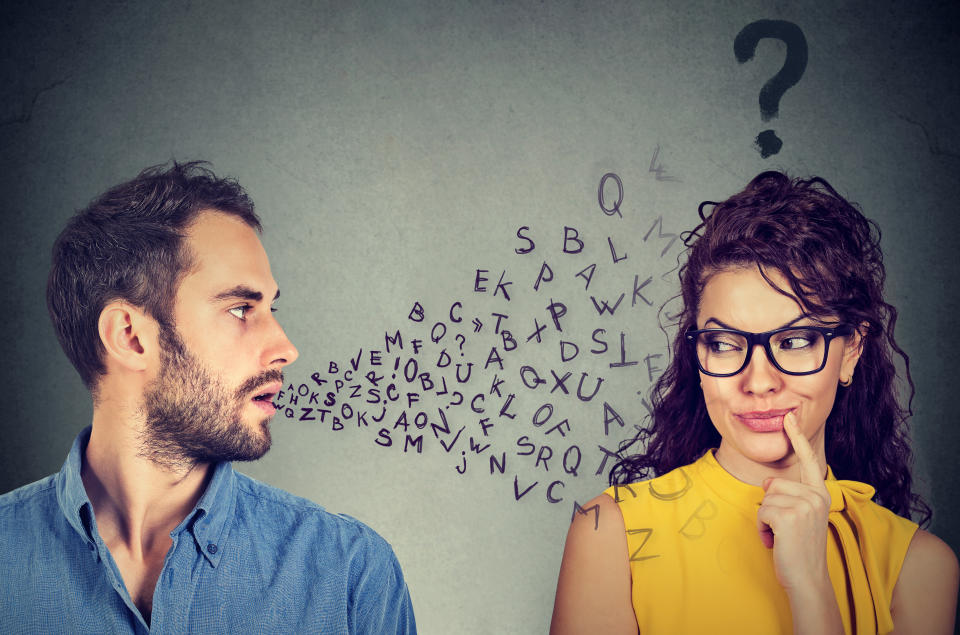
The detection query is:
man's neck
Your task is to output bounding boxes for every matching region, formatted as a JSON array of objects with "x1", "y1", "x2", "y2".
[
  {"x1": 79, "y1": 392, "x2": 217, "y2": 625},
  {"x1": 81, "y1": 408, "x2": 213, "y2": 557}
]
